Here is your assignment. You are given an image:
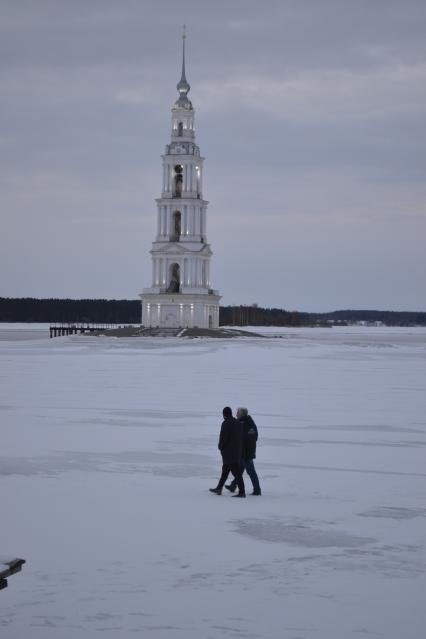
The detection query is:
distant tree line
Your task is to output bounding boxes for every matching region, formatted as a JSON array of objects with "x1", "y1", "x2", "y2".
[
  {"x1": 308, "y1": 309, "x2": 426, "y2": 326},
  {"x1": 220, "y1": 305, "x2": 304, "y2": 326},
  {"x1": 0, "y1": 298, "x2": 141, "y2": 324},
  {"x1": 222, "y1": 306, "x2": 426, "y2": 326},
  {"x1": 1, "y1": 298, "x2": 425, "y2": 326}
]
